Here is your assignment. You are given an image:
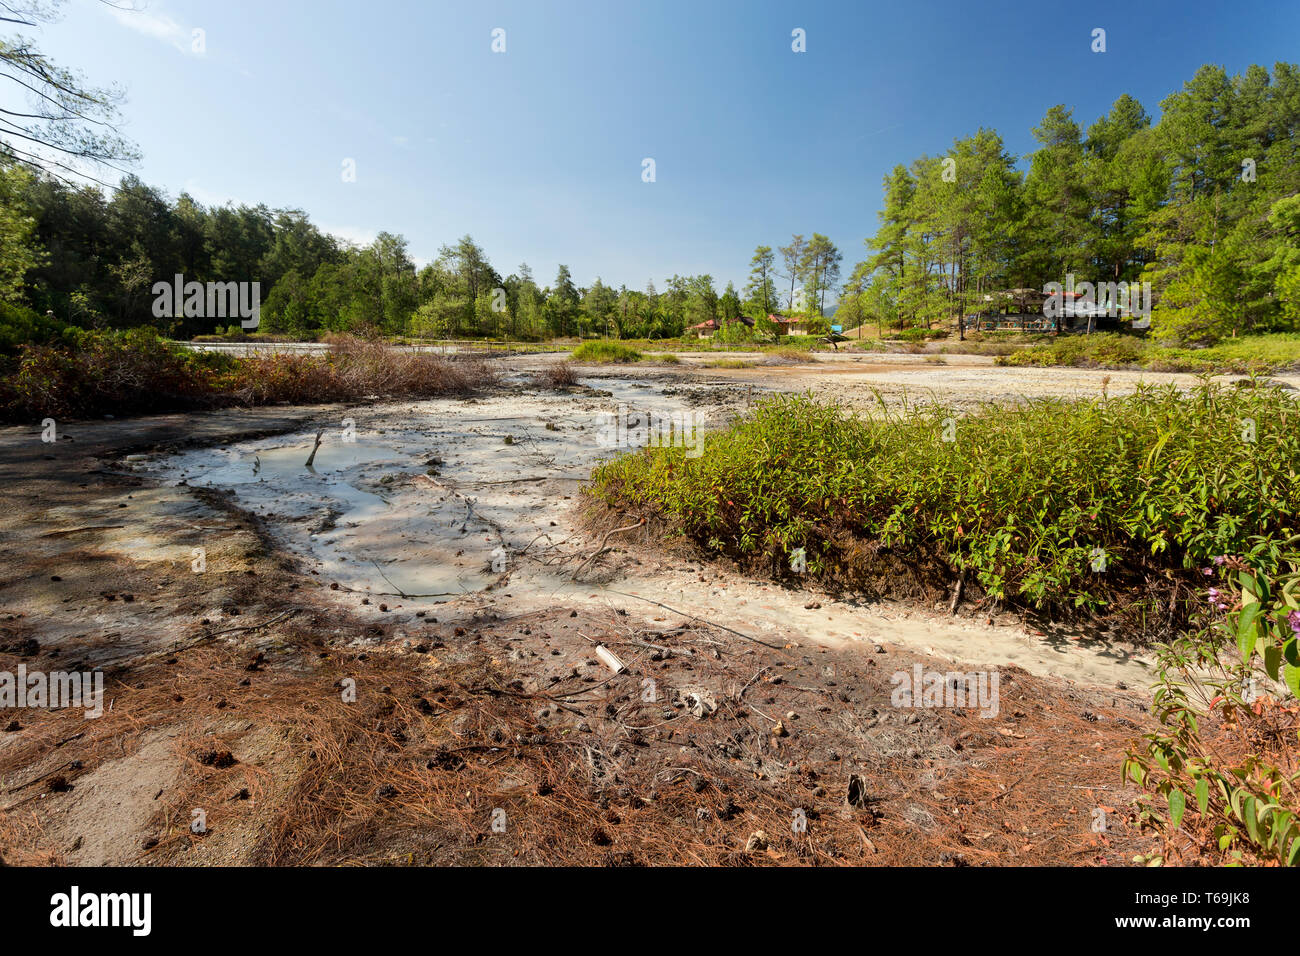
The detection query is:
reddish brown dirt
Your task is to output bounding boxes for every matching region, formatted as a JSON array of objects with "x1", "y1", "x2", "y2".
[{"x1": 0, "y1": 402, "x2": 1162, "y2": 866}]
